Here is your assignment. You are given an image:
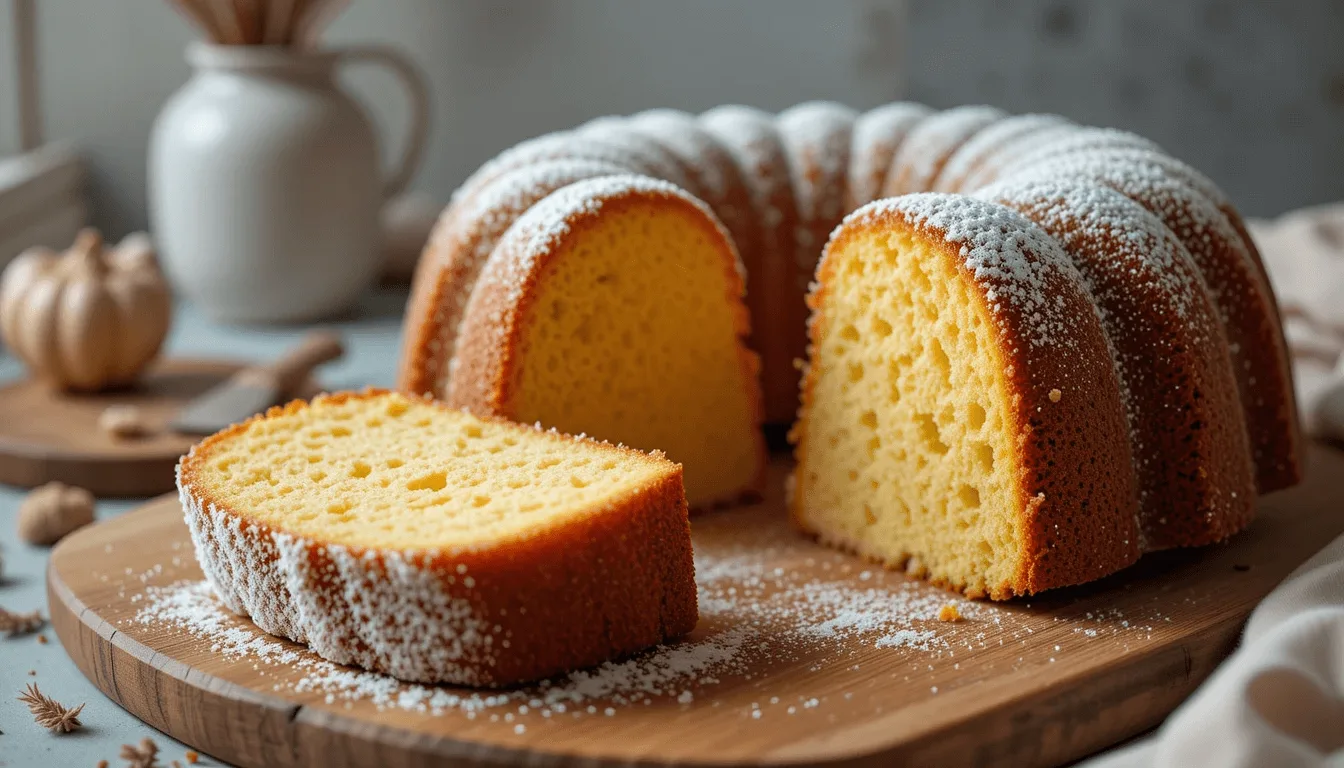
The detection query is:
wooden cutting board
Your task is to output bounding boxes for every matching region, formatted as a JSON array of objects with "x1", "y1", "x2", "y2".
[
  {"x1": 0, "y1": 358, "x2": 323, "y2": 497},
  {"x1": 47, "y1": 444, "x2": 1344, "y2": 768}
]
